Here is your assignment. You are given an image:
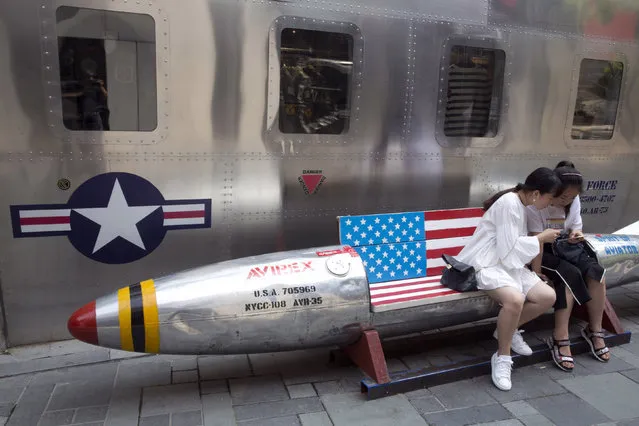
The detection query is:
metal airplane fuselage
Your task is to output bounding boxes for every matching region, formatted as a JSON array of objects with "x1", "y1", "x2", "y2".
[
  {"x1": 2, "y1": 0, "x2": 639, "y2": 350},
  {"x1": 67, "y1": 233, "x2": 639, "y2": 355}
]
